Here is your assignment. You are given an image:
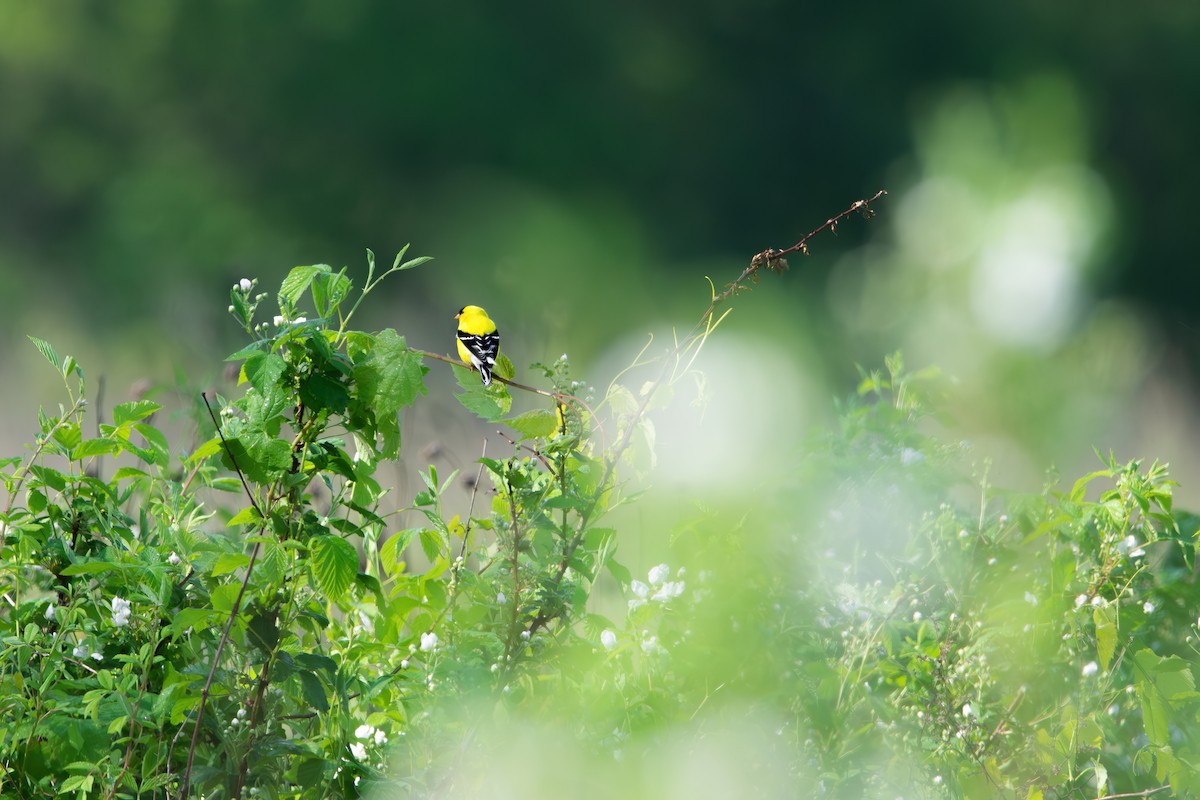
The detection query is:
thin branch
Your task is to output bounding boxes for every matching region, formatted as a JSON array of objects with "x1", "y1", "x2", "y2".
[
  {"x1": 1095, "y1": 787, "x2": 1171, "y2": 800},
  {"x1": 175, "y1": 394, "x2": 268, "y2": 797}
]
